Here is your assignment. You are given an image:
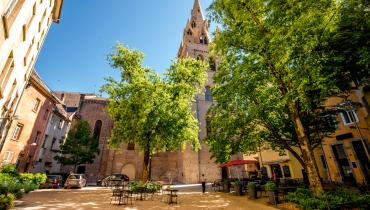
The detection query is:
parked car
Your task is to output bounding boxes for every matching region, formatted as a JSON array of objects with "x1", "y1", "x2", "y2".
[
  {"x1": 97, "y1": 174, "x2": 129, "y2": 187},
  {"x1": 40, "y1": 175, "x2": 63, "y2": 189},
  {"x1": 64, "y1": 174, "x2": 87, "y2": 189}
]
